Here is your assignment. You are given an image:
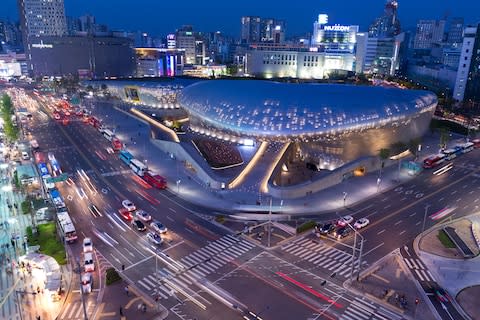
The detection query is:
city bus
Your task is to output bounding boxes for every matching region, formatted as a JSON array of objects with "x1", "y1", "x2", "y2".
[
  {"x1": 456, "y1": 142, "x2": 474, "y2": 153},
  {"x1": 442, "y1": 147, "x2": 462, "y2": 160},
  {"x1": 129, "y1": 159, "x2": 147, "y2": 176},
  {"x1": 37, "y1": 163, "x2": 50, "y2": 177},
  {"x1": 102, "y1": 129, "x2": 114, "y2": 141},
  {"x1": 48, "y1": 152, "x2": 62, "y2": 176},
  {"x1": 56, "y1": 210, "x2": 77, "y2": 243},
  {"x1": 423, "y1": 154, "x2": 446, "y2": 169},
  {"x1": 119, "y1": 150, "x2": 134, "y2": 165}
]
